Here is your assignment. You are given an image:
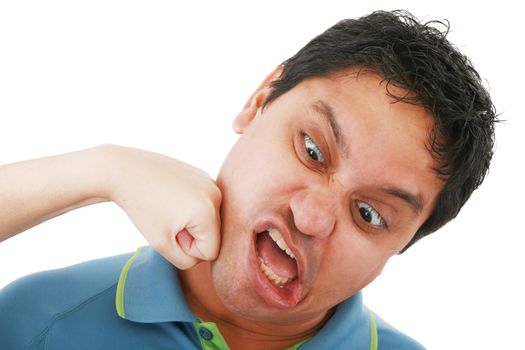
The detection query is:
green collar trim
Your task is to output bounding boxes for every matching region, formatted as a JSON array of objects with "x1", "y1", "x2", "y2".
[
  {"x1": 192, "y1": 321, "x2": 310, "y2": 350},
  {"x1": 286, "y1": 338, "x2": 309, "y2": 350},
  {"x1": 116, "y1": 247, "x2": 142, "y2": 318},
  {"x1": 193, "y1": 322, "x2": 230, "y2": 350},
  {"x1": 370, "y1": 311, "x2": 378, "y2": 350}
]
